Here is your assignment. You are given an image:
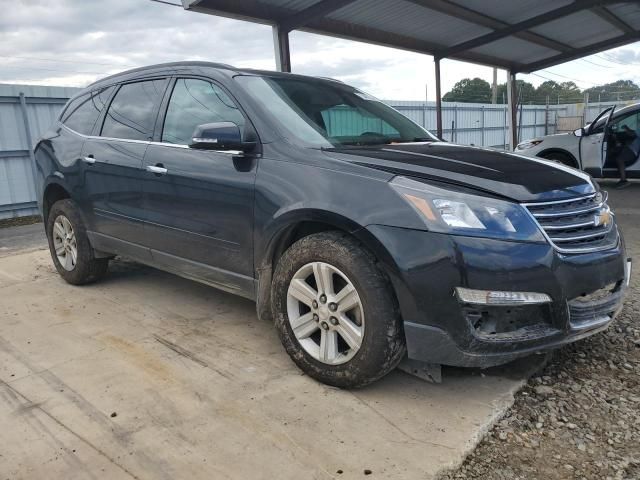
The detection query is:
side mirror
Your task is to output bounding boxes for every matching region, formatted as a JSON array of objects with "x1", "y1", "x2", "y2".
[
  {"x1": 573, "y1": 127, "x2": 585, "y2": 137},
  {"x1": 189, "y1": 122, "x2": 256, "y2": 152}
]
